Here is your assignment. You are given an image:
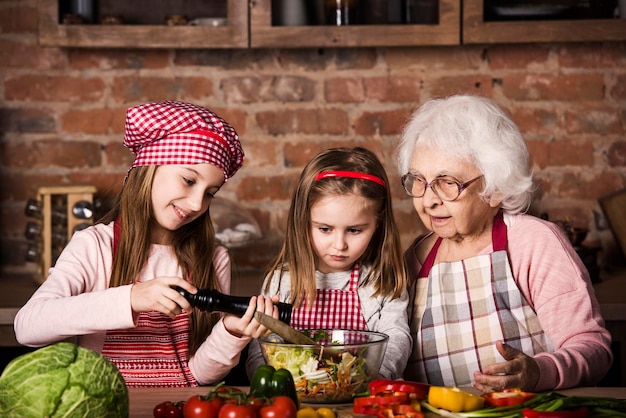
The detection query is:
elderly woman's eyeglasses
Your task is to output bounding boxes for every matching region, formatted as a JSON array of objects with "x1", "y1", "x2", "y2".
[{"x1": 401, "y1": 174, "x2": 484, "y2": 201}]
